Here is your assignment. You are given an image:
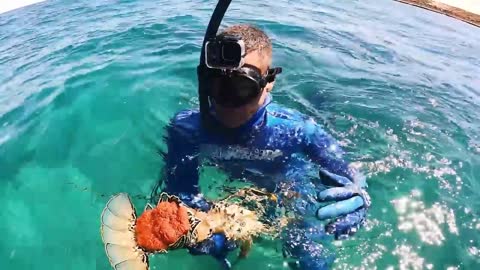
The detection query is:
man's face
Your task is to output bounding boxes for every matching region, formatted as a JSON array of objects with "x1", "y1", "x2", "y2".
[{"x1": 213, "y1": 50, "x2": 274, "y2": 128}]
